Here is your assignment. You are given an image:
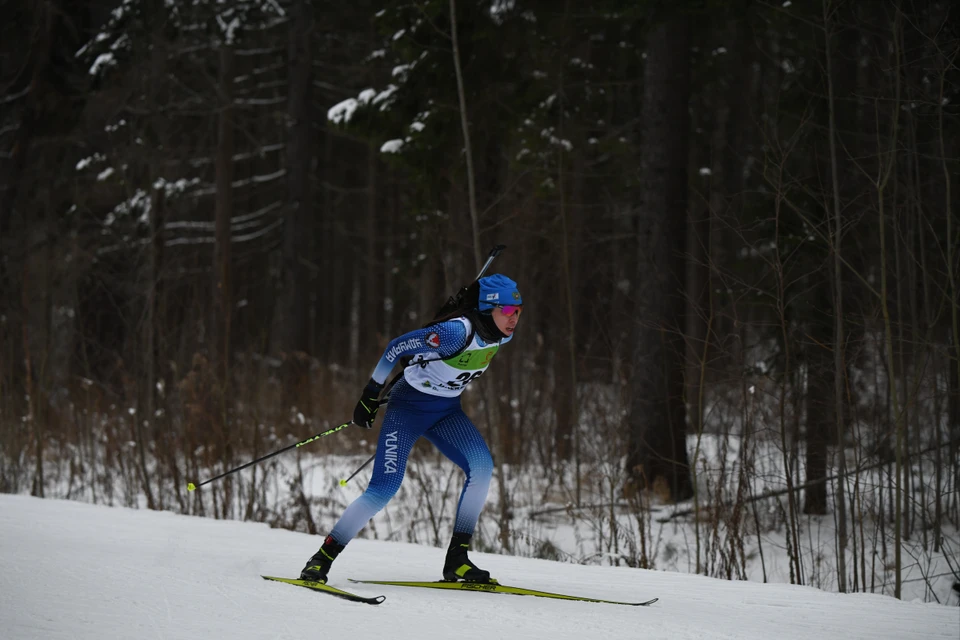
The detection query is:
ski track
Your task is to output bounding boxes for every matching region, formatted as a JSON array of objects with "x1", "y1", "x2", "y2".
[{"x1": 1, "y1": 494, "x2": 955, "y2": 640}]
